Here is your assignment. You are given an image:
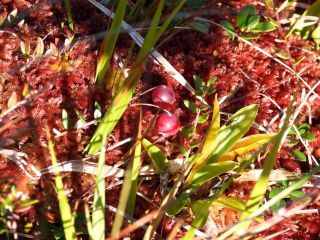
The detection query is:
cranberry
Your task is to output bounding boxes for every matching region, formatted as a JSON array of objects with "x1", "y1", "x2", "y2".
[
  {"x1": 154, "y1": 112, "x2": 180, "y2": 136},
  {"x1": 151, "y1": 85, "x2": 176, "y2": 110}
]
